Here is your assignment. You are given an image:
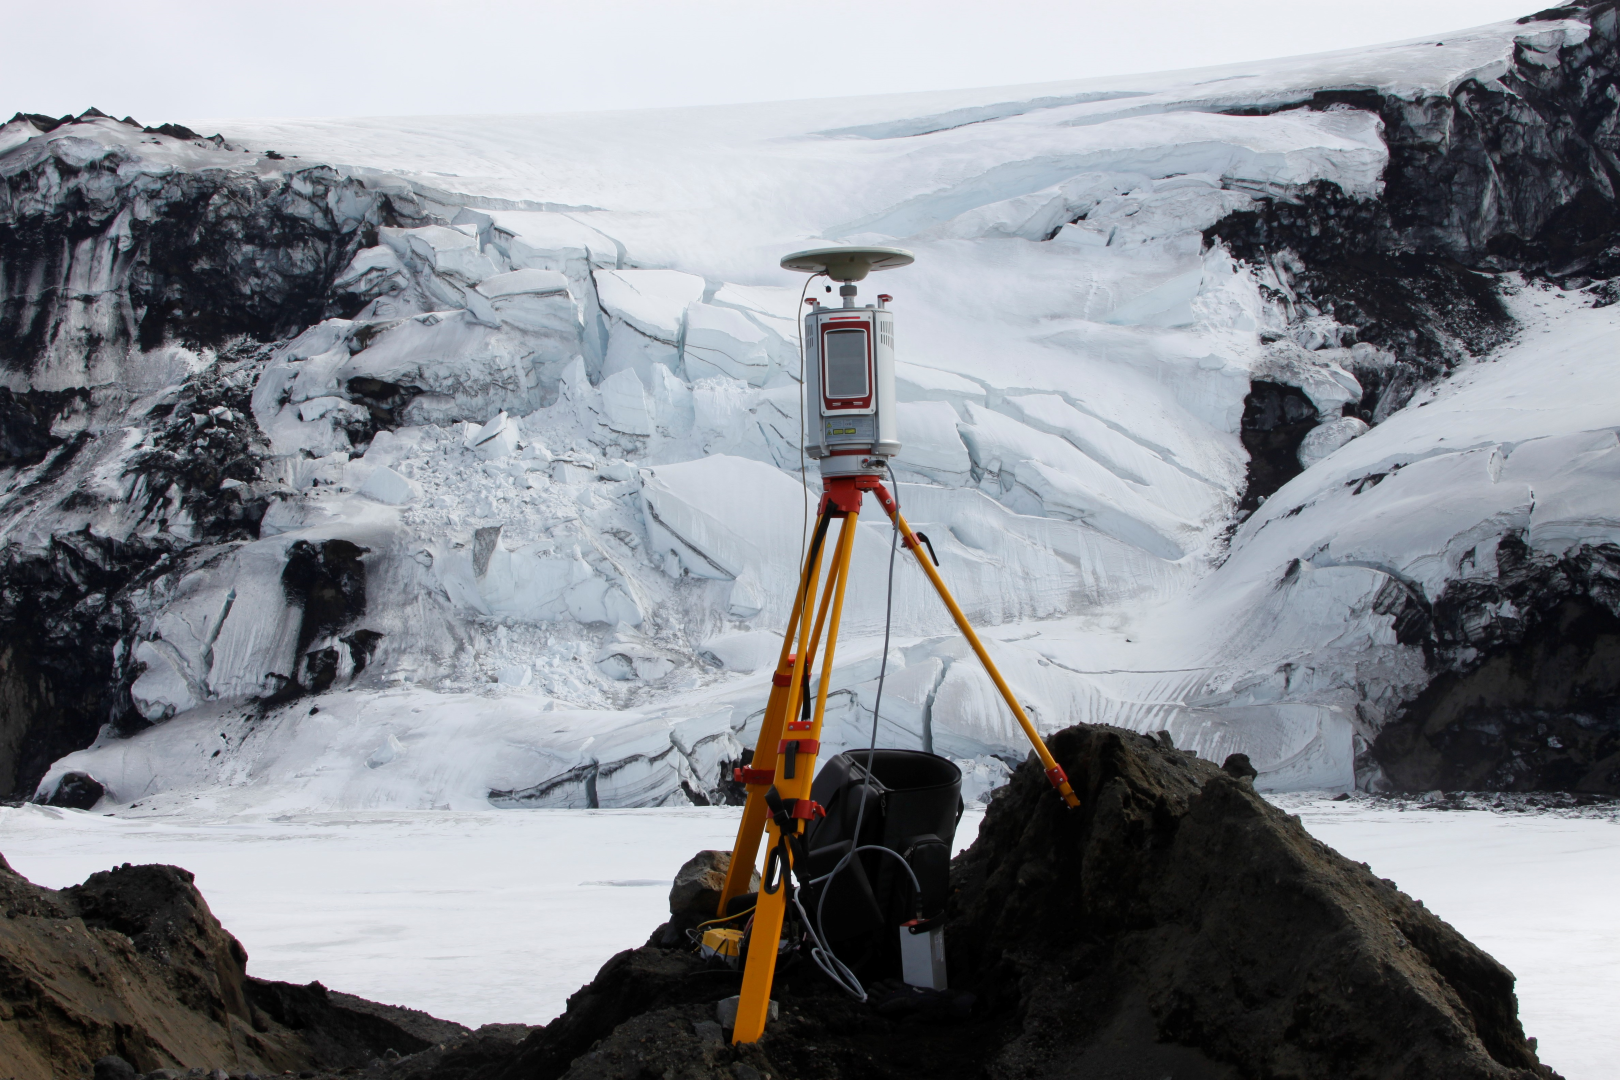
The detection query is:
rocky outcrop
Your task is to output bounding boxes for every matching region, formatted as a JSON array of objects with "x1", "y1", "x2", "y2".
[
  {"x1": 1212, "y1": 6, "x2": 1617, "y2": 501},
  {"x1": 0, "y1": 531, "x2": 164, "y2": 798},
  {"x1": 0, "y1": 112, "x2": 426, "y2": 392},
  {"x1": 1214, "y1": 7, "x2": 1618, "y2": 357},
  {"x1": 36, "y1": 769, "x2": 104, "y2": 808},
  {"x1": 948, "y1": 726, "x2": 1552, "y2": 1078},
  {"x1": 394, "y1": 725, "x2": 1556, "y2": 1080},
  {"x1": 0, "y1": 113, "x2": 423, "y2": 797},
  {"x1": 1373, "y1": 534, "x2": 1620, "y2": 792},
  {"x1": 1236, "y1": 380, "x2": 1319, "y2": 512},
  {"x1": 0, "y1": 853, "x2": 462, "y2": 1079}
]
